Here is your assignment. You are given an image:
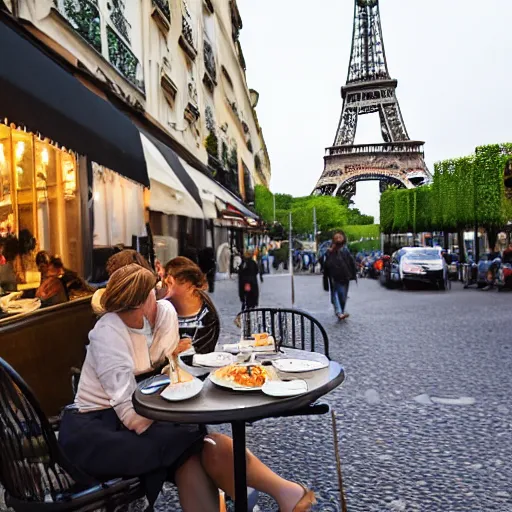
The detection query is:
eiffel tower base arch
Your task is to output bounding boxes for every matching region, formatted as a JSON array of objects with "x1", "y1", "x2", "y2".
[{"x1": 314, "y1": 143, "x2": 429, "y2": 200}]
